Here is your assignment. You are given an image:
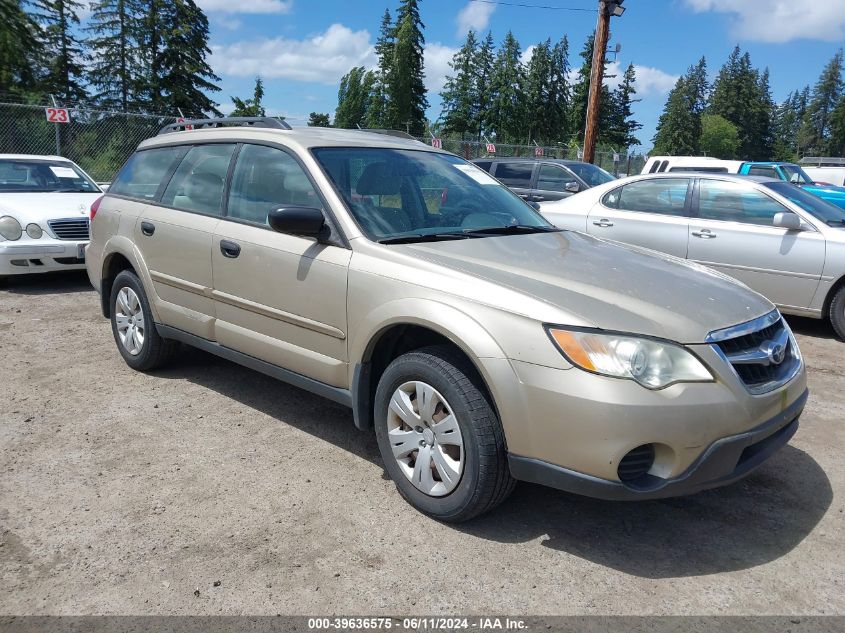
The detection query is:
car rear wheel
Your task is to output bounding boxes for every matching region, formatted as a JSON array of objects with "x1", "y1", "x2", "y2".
[
  {"x1": 830, "y1": 285, "x2": 845, "y2": 340},
  {"x1": 110, "y1": 270, "x2": 177, "y2": 371},
  {"x1": 374, "y1": 345, "x2": 515, "y2": 522}
]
